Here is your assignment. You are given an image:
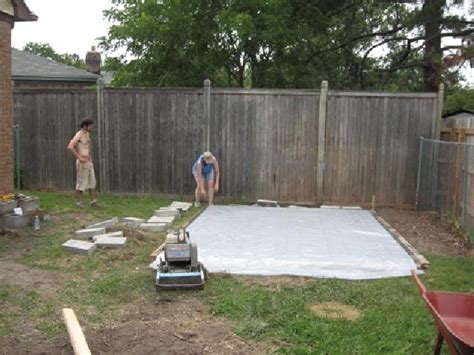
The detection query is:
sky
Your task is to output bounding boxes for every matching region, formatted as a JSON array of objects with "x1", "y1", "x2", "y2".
[
  {"x1": 11, "y1": 0, "x2": 473, "y2": 87},
  {"x1": 11, "y1": 0, "x2": 113, "y2": 58}
]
